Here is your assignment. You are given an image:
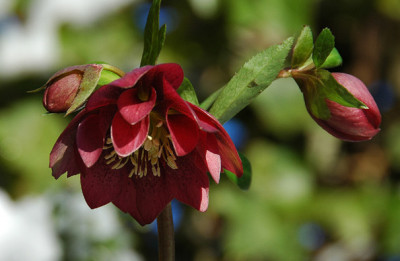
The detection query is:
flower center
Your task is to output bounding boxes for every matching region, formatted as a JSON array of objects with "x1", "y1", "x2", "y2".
[{"x1": 103, "y1": 119, "x2": 178, "y2": 178}]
